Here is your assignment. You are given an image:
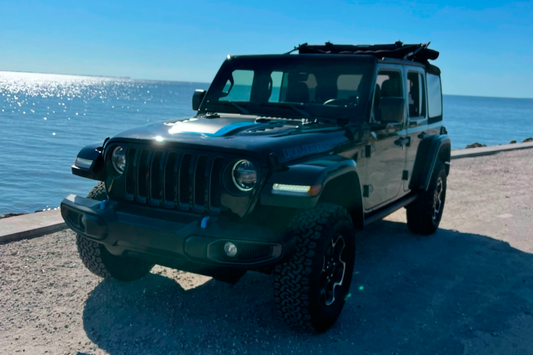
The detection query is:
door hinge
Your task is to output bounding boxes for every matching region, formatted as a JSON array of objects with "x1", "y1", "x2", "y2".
[
  {"x1": 402, "y1": 170, "x2": 409, "y2": 181},
  {"x1": 362, "y1": 144, "x2": 375, "y2": 158},
  {"x1": 363, "y1": 185, "x2": 373, "y2": 198}
]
